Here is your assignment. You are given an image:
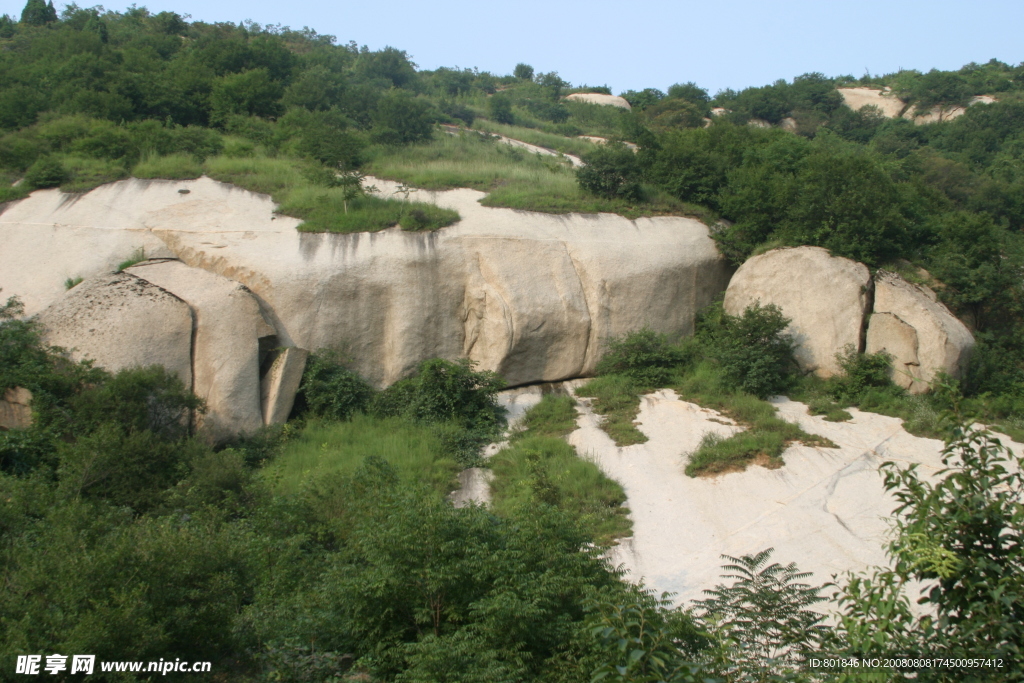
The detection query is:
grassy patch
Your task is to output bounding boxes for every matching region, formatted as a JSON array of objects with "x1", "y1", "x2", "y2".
[
  {"x1": 515, "y1": 394, "x2": 578, "y2": 439},
  {"x1": 677, "y1": 362, "x2": 836, "y2": 477},
  {"x1": 470, "y1": 120, "x2": 597, "y2": 156},
  {"x1": 132, "y1": 152, "x2": 204, "y2": 180},
  {"x1": 264, "y1": 415, "x2": 459, "y2": 497},
  {"x1": 64, "y1": 276, "x2": 83, "y2": 290},
  {"x1": 575, "y1": 375, "x2": 648, "y2": 446},
  {"x1": 367, "y1": 131, "x2": 711, "y2": 221},
  {"x1": 59, "y1": 156, "x2": 128, "y2": 192},
  {"x1": 203, "y1": 154, "x2": 459, "y2": 233},
  {"x1": 489, "y1": 434, "x2": 631, "y2": 544}
]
